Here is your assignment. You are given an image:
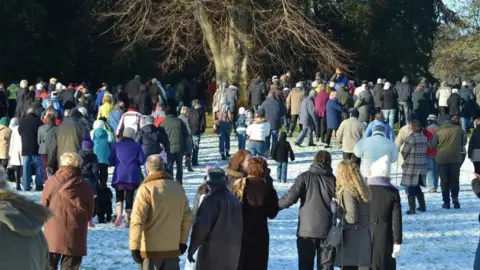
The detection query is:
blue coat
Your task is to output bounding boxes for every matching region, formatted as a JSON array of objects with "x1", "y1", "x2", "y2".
[
  {"x1": 354, "y1": 131, "x2": 399, "y2": 177},
  {"x1": 93, "y1": 128, "x2": 113, "y2": 164},
  {"x1": 364, "y1": 120, "x2": 395, "y2": 142},
  {"x1": 109, "y1": 139, "x2": 146, "y2": 189},
  {"x1": 95, "y1": 90, "x2": 106, "y2": 110},
  {"x1": 108, "y1": 109, "x2": 123, "y2": 133},
  {"x1": 261, "y1": 97, "x2": 286, "y2": 130},
  {"x1": 326, "y1": 99, "x2": 343, "y2": 129},
  {"x1": 42, "y1": 97, "x2": 64, "y2": 118}
]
